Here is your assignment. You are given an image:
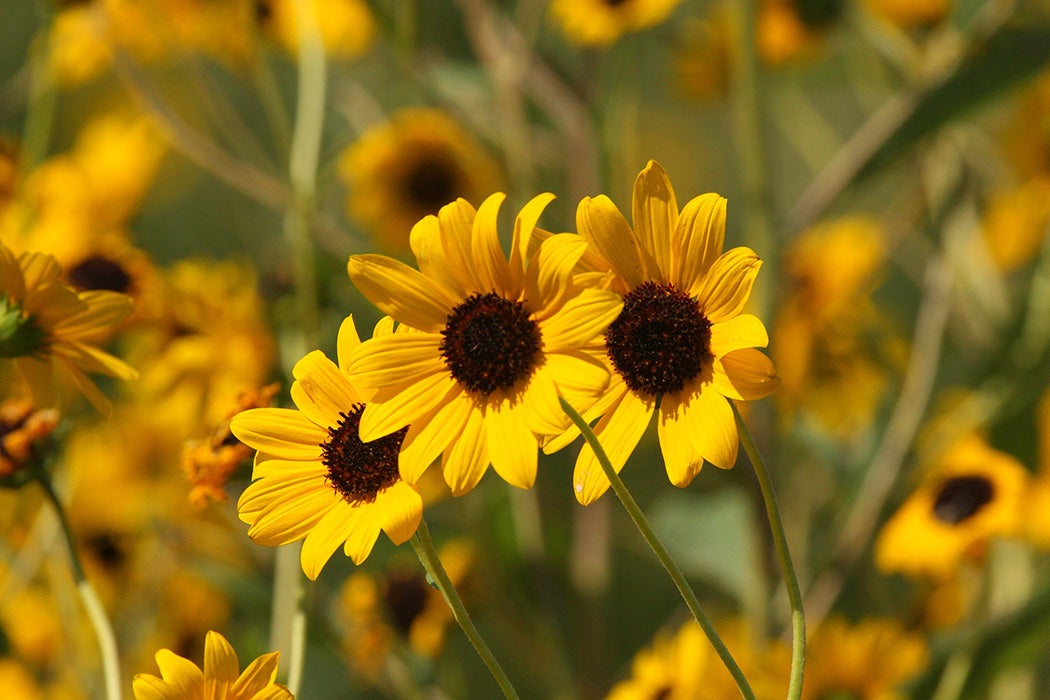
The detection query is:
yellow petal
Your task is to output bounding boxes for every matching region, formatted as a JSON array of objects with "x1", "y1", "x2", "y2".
[
  {"x1": 251, "y1": 686, "x2": 294, "y2": 700},
  {"x1": 471, "y1": 192, "x2": 512, "y2": 296},
  {"x1": 291, "y1": 350, "x2": 361, "y2": 428},
  {"x1": 632, "y1": 160, "x2": 677, "y2": 281},
  {"x1": 410, "y1": 215, "x2": 466, "y2": 299},
  {"x1": 526, "y1": 352, "x2": 609, "y2": 437},
  {"x1": 131, "y1": 675, "x2": 176, "y2": 700},
  {"x1": 399, "y1": 388, "x2": 470, "y2": 484},
  {"x1": 658, "y1": 392, "x2": 705, "y2": 487},
  {"x1": 540, "y1": 287, "x2": 622, "y2": 353},
  {"x1": 245, "y1": 490, "x2": 340, "y2": 546},
  {"x1": 237, "y1": 470, "x2": 328, "y2": 519},
  {"x1": 347, "y1": 254, "x2": 456, "y2": 332},
  {"x1": 357, "y1": 371, "x2": 458, "y2": 442},
  {"x1": 154, "y1": 649, "x2": 204, "y2": 688},
  {"x1": 693, "y1": 247, "x2": 761, "y2": 323},
  {"x1": 485, "y1": 397, "x2": 538, "y2": 489},
  {"x1": 688, "y1": 385, "x2": 738, "y2": 469},
  {"x1": 55, "y1": 290, "x2": 134, "y2": 339},
  {"x1": 509, "y1": 192, "x2": 557, "y2": 291},
  {"x1": 347, "y1": 333, "x2": 447, "y2": 393},
  {"x1": 301, "y1": 504, "x2": 360, "y2": 579},
  {"x1": 524, "y1": 233, "x2": 590, "y2": 319},
  {"x1": 336, "y1": 315, "x2": 361, "y2": 370},
  {"x1": 674, "y1": 193, "x2": 726, "y2": 289},
  {"x1": 203, "y1": 631, "x2": 239, "y2": 683},
  {"x1": 374, "y1": 481, "x2": 424, "y2": 544},
  {"x1": 436, "y1": 198, "x2": 481, "y2": 295},
  {"x1": 231, "y1": 651, "x2": 280, "y2": 697},
  {"x1": 230, "y1": 408, "x2": 327, "y2": 460},
  {"x1": 342, "y1": 508, "x2": 382, "y2": 565},
  {"x1": 709, "y1": 314, "x2": 769, "y2": 357},
  {"x1": 443, "y1": 403, "x2": 489, "y2": 496},
  {"x1": 57, "y1": 359, "x2": 112, "y2": 417},
  {"x1": 577, "y1": 195, "x2": 645, "y2": 289},
  {"x1": 573, "y1": 389, "x2": 654, "y2": 505},
  {"x1": 712, "y1": 349, "x2": 780, "y2": 400},
  {"x1": 250, "y1": 458, "x2": 326, "y2": 480}
]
